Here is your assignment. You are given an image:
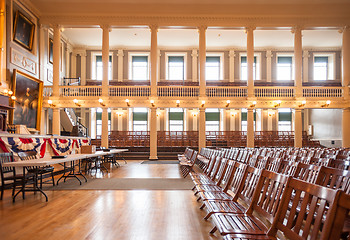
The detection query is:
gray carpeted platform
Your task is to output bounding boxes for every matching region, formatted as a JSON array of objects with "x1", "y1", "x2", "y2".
[{"x1": 44, "y1": 178, "x2": 193, "y2": 190}]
